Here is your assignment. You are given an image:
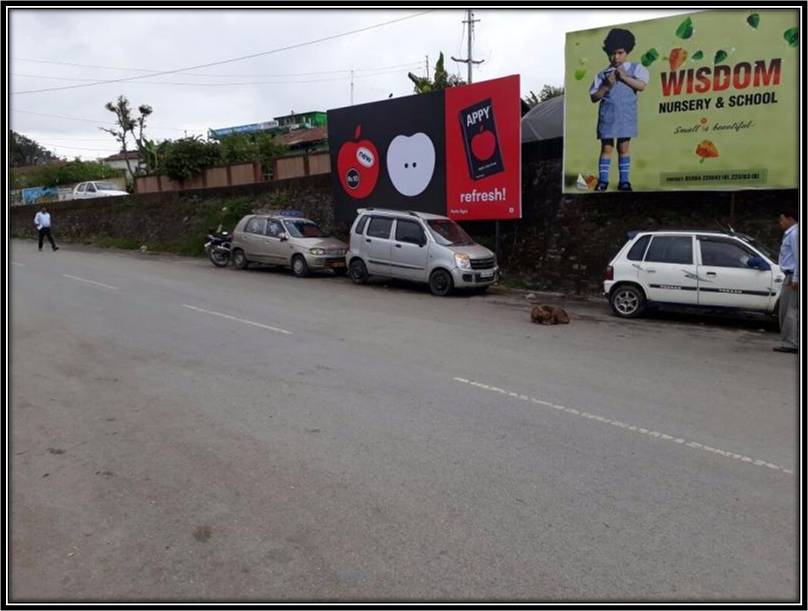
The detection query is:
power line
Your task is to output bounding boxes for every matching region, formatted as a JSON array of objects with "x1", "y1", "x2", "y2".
[
  {"x1": 13, "y1": 57, "x2": 423, "y2": 78},
  {"x1": 11, "y1": 109, "x2": 186, "y2": 132},
  {"x1": 11, "y1": 11, "x2": 432, "y2": 95},
  {"x1": 11, "y1": 65, "x2": 420, "y2": 87},
  {"x1": 22, "y1": 136, "x2": 119, "y2": 142},
  {"x1": 36, "y1": 142, "x2": 122, "y2": 153}
]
